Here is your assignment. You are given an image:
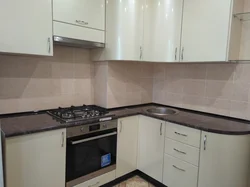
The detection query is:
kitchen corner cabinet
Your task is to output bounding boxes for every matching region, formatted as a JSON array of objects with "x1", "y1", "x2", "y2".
[
  {"x1": 198, "y1": 131, "x2": 250, "y2": 187},
  {"x1": 143, "y1": 0, "x2": 183, "y2": 62},
  {"x1": 0, "y1": 0, "x2": 53, "y2": 56},
  {"x1": 91, "y1": 0, "x2": 144, "y2": 61},
  {"x1": 116, "y1": 116, "x2": 139, "y2": 178},
  {"x1": 5, "y1": 129, "x2": 66, "y2": 187},
  {"x1": 137, "y1": 116, "x2": 165, "y2": 182}
]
